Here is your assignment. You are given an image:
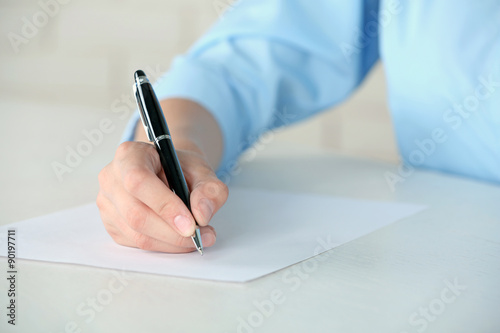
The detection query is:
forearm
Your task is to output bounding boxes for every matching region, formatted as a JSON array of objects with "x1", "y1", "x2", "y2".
[{"x1": 134, "y1": 98, "x2": 224, "y2": 170}]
